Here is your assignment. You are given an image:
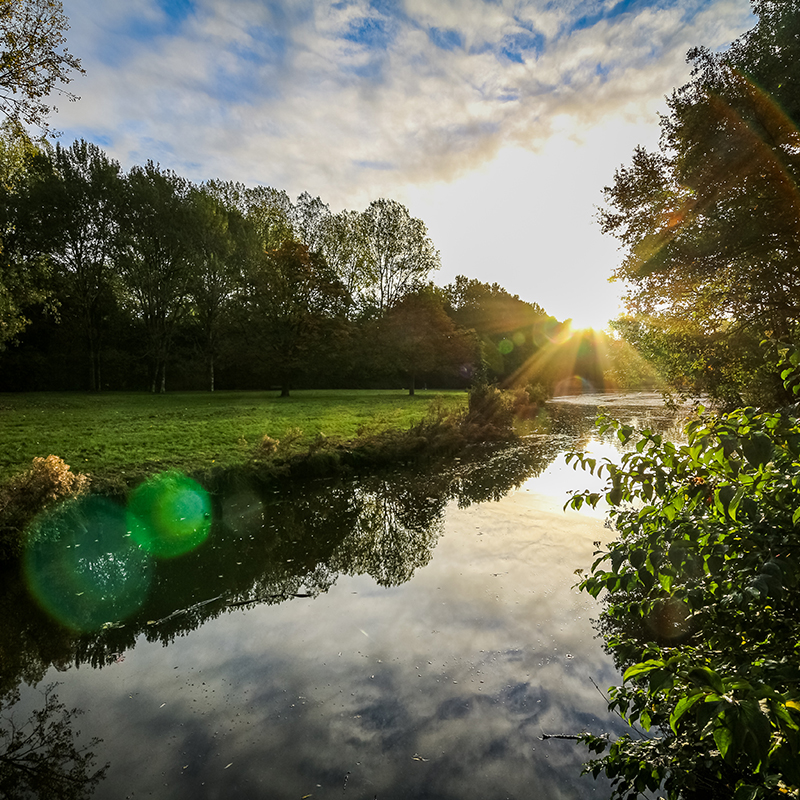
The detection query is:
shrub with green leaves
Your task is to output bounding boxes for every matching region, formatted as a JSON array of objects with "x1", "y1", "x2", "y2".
[{"x1": 568, "y1": 408, "x2": 800, "y2": 799}]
